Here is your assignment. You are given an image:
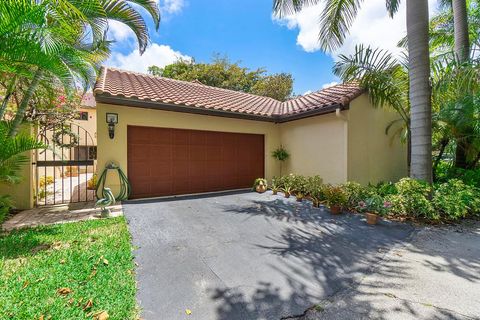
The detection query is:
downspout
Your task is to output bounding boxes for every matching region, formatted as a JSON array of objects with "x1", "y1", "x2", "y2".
[{"x1": 335, "y1": 107, "x2": 349, "y2": 183}]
